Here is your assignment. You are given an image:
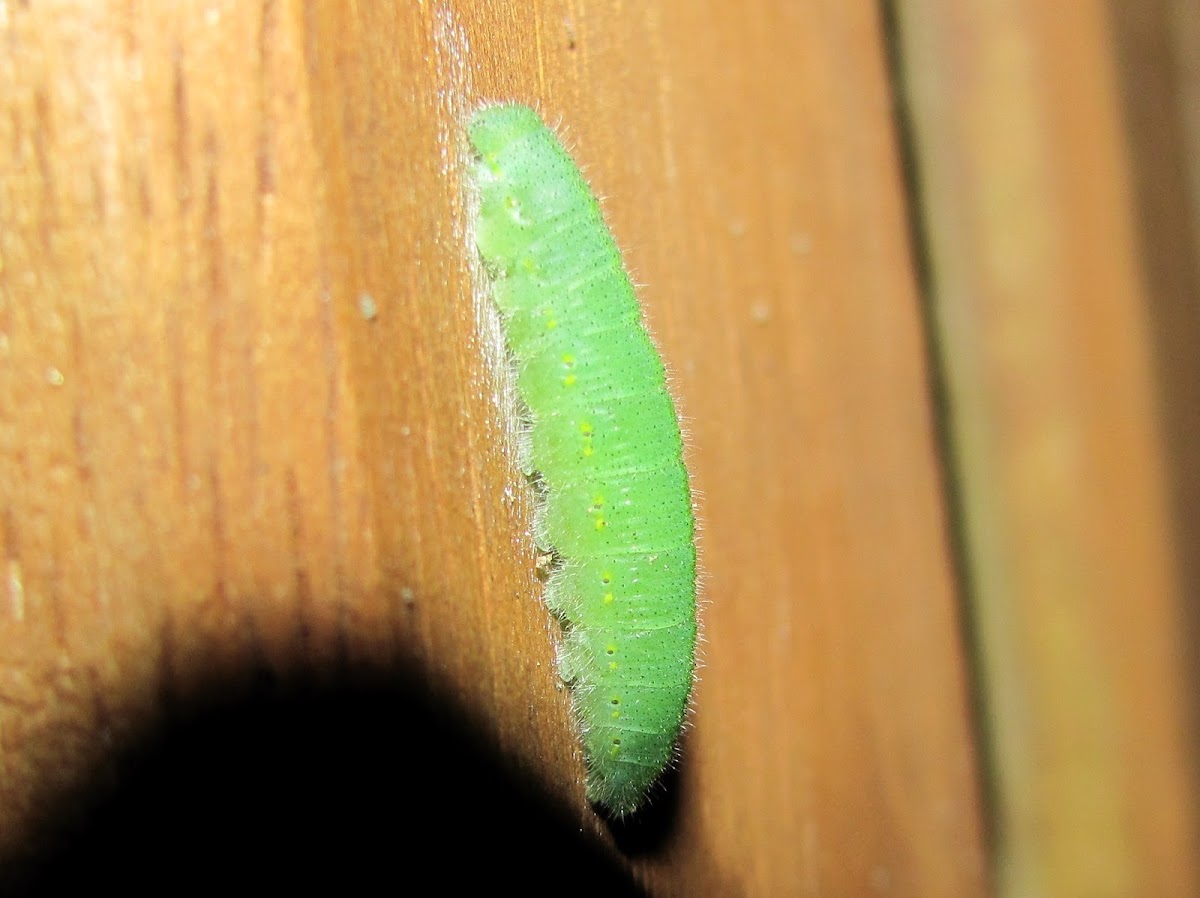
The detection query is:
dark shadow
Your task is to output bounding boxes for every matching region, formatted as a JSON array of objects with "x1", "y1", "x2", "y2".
[
  {"x1": 2, "y1": 662, "x2": 647, "y2": 897},
  {"x1": 599, "y1": 722, "x2": 748, "y2": 897},
  {"x1": 603, "y1": 748, "x2": 686, "y2": 855}
]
